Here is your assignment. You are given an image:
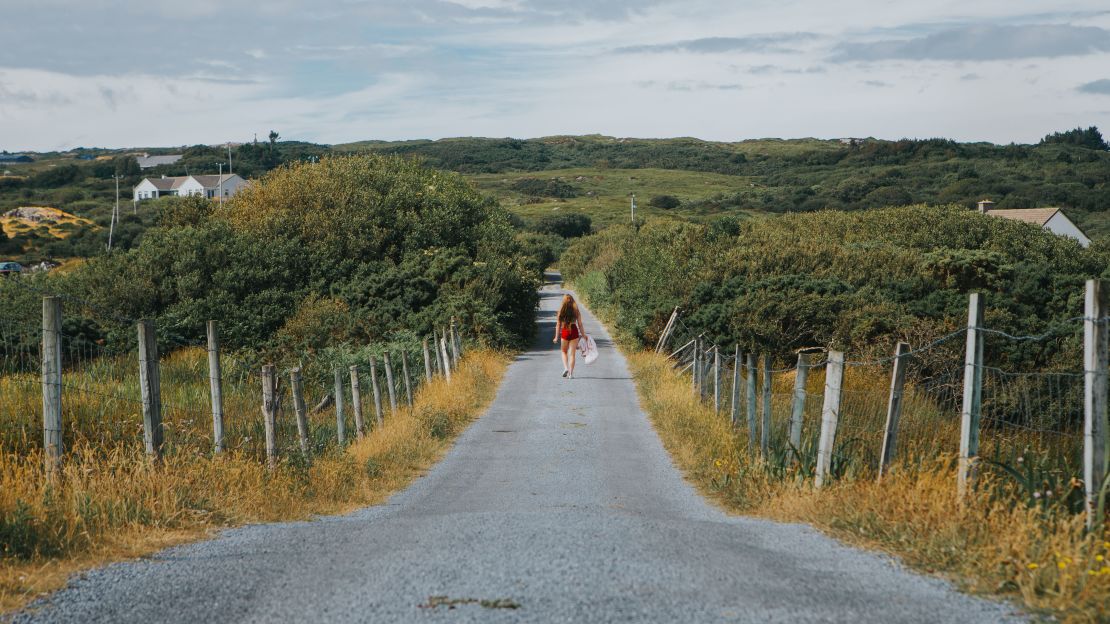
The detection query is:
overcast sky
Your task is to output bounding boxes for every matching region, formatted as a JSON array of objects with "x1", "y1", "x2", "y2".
[{"x1": 2, "y1": 0, "x2": 1110, "y2": 151}]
